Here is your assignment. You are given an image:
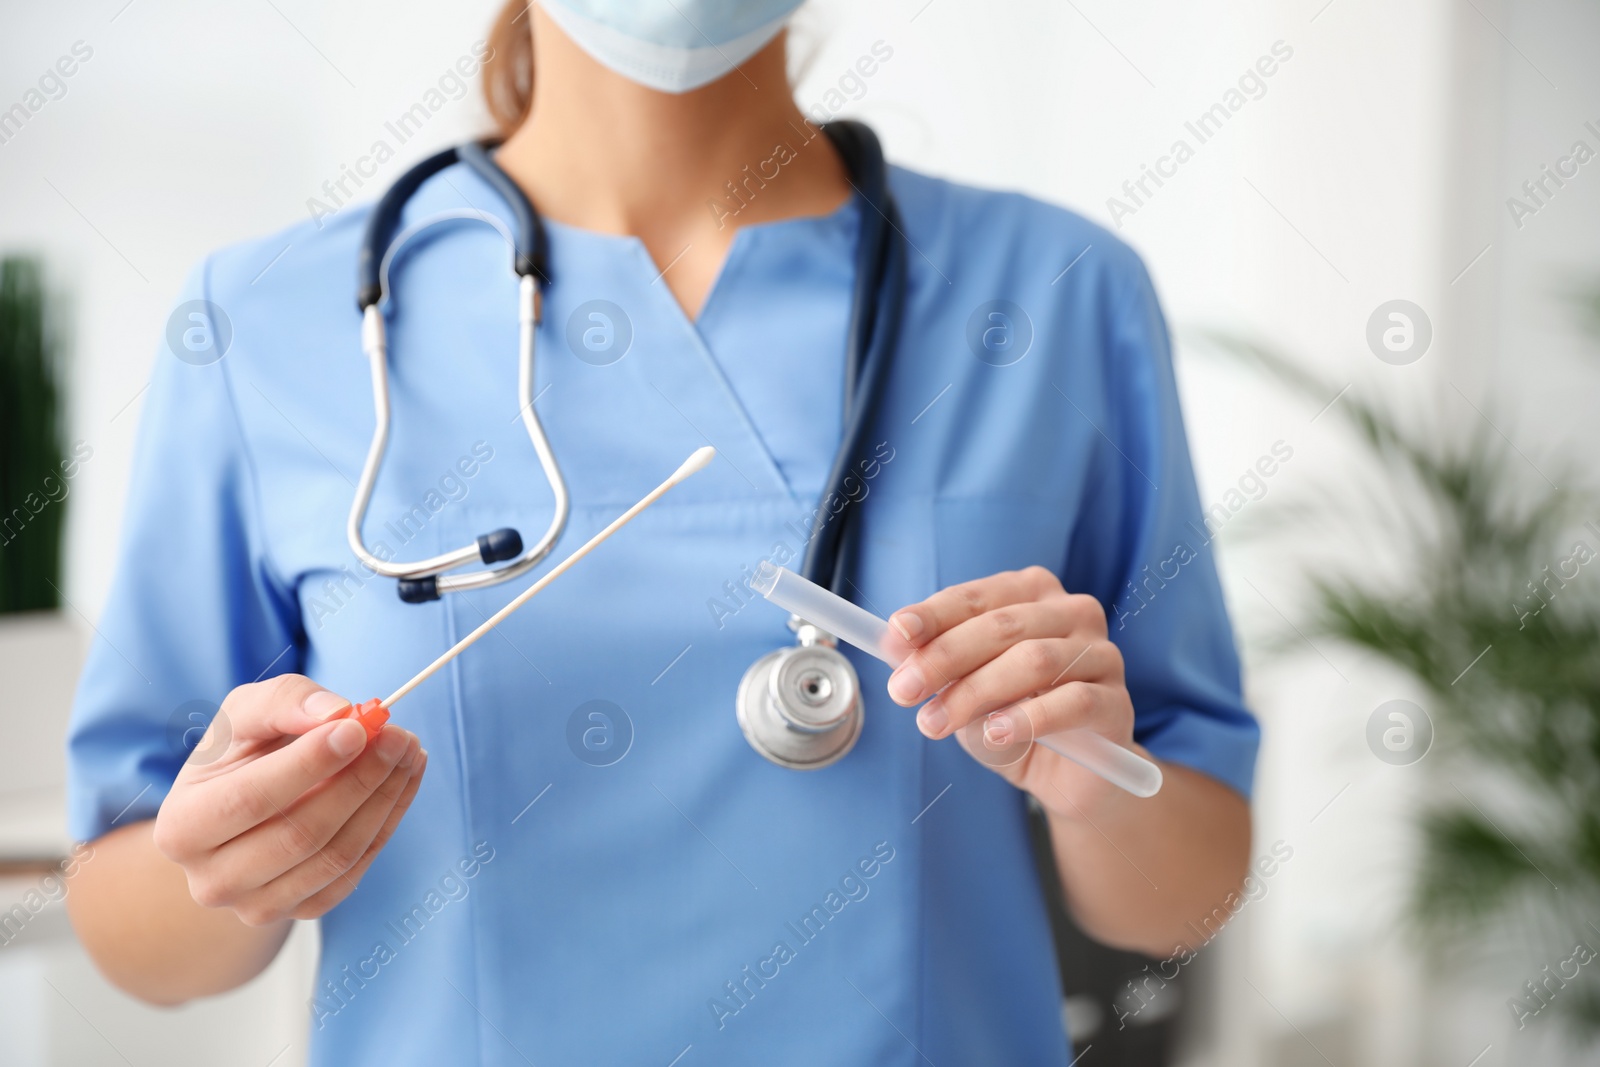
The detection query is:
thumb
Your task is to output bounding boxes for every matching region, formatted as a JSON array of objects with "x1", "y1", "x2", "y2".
[
  {"x1": 243, "y1": 678, "x2": 390, "y2": 746},
  {"x1": 175, "y1": 675, "x2": 362, "y2": 782},
  {"x1": 219, "y1": 675, "x2": 358, "y2": 744}
]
